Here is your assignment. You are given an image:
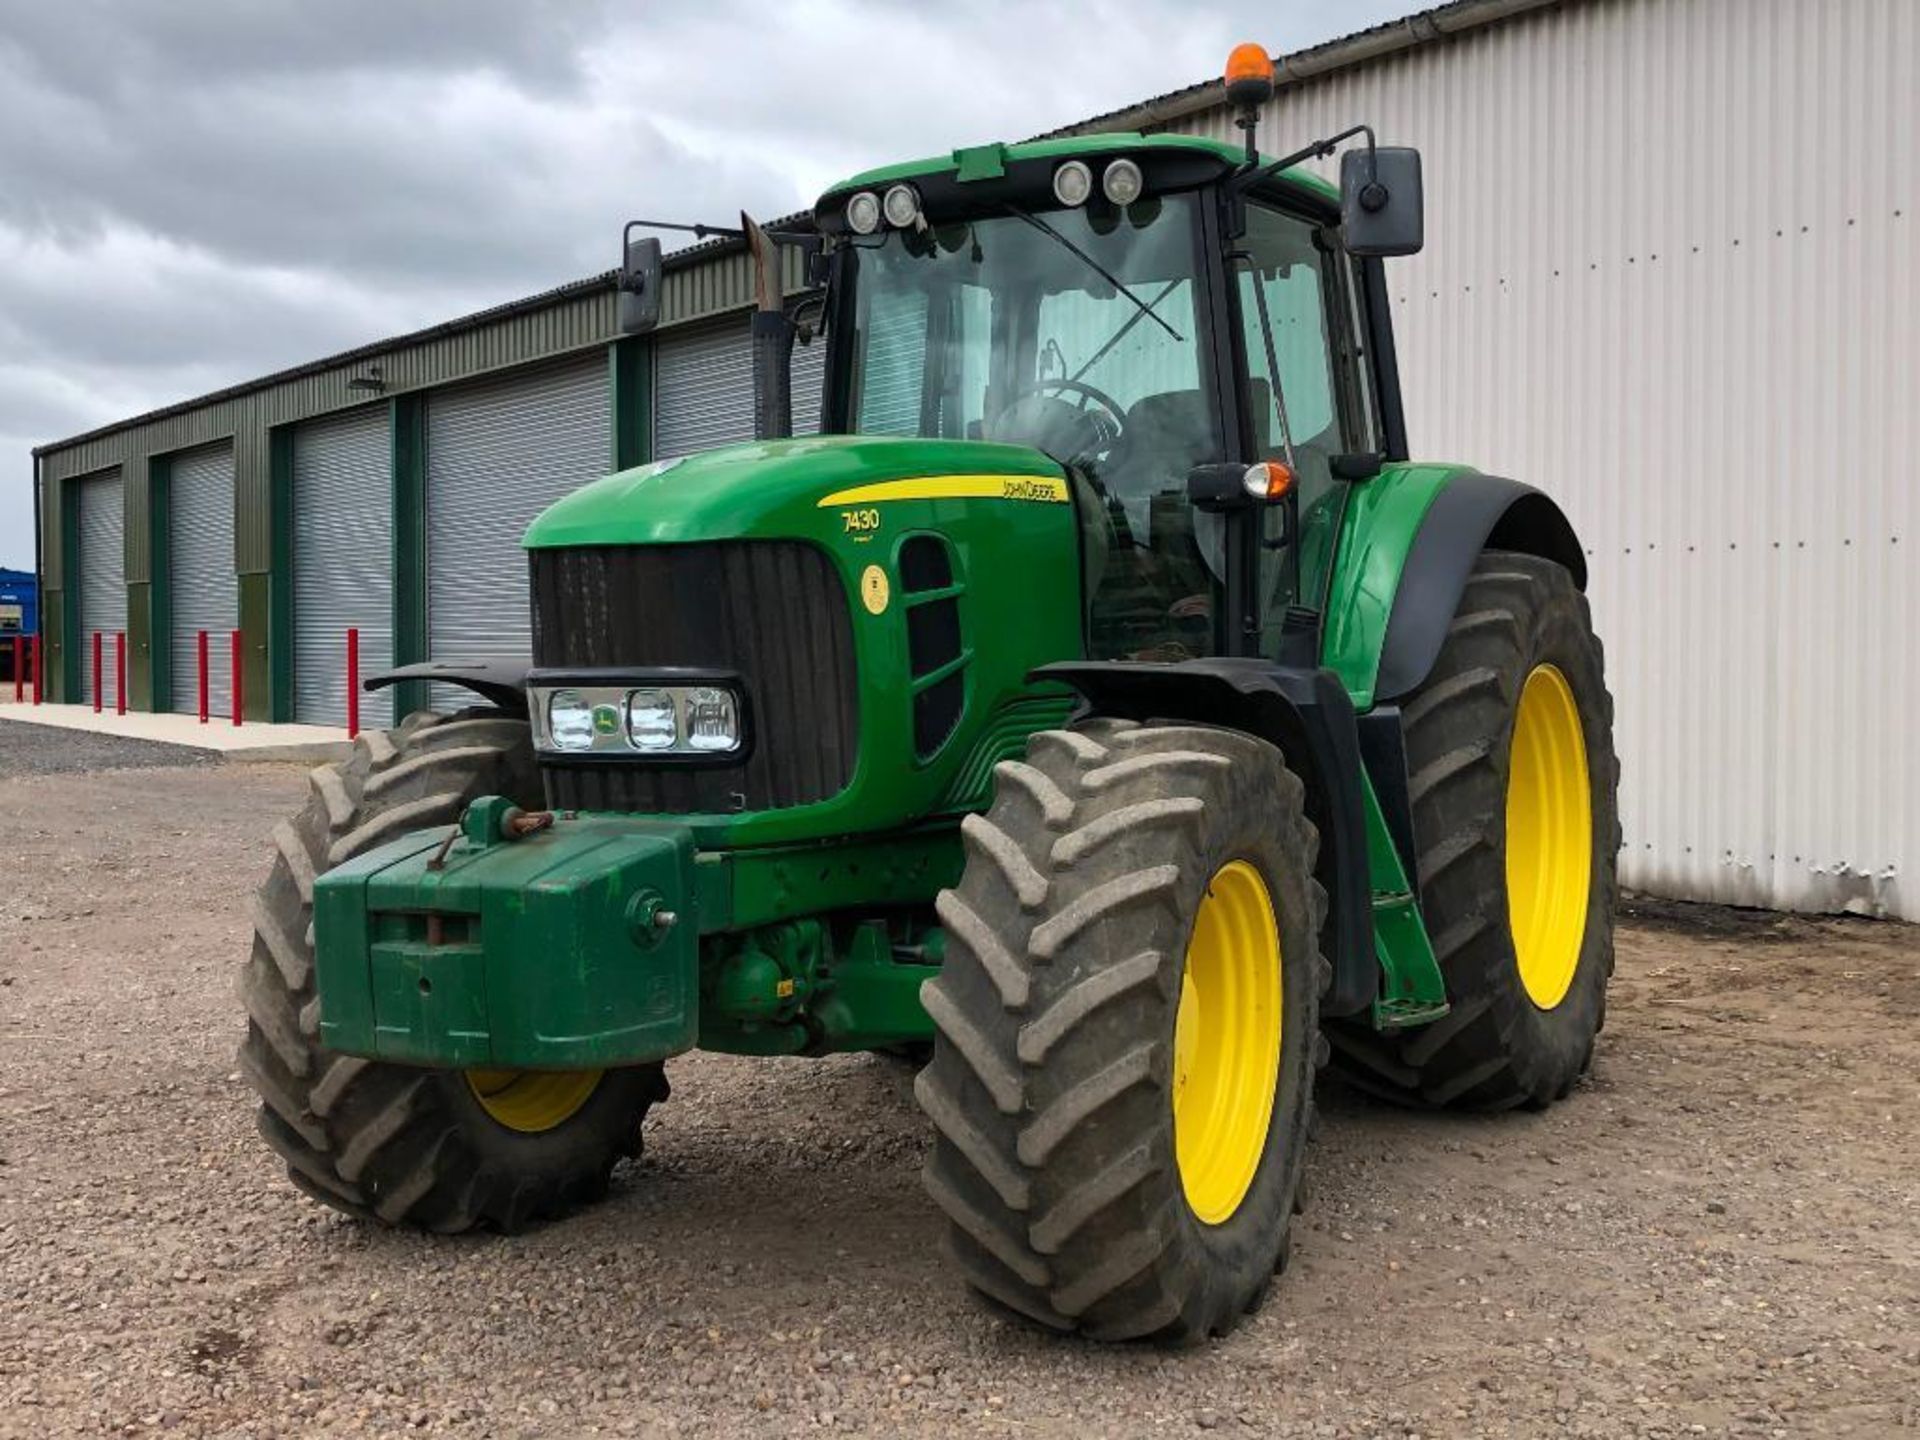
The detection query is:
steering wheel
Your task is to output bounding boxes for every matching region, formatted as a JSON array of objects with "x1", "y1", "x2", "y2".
[{"x1": 989, "y1": 377, "x2": 1129, "y2": 462}]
